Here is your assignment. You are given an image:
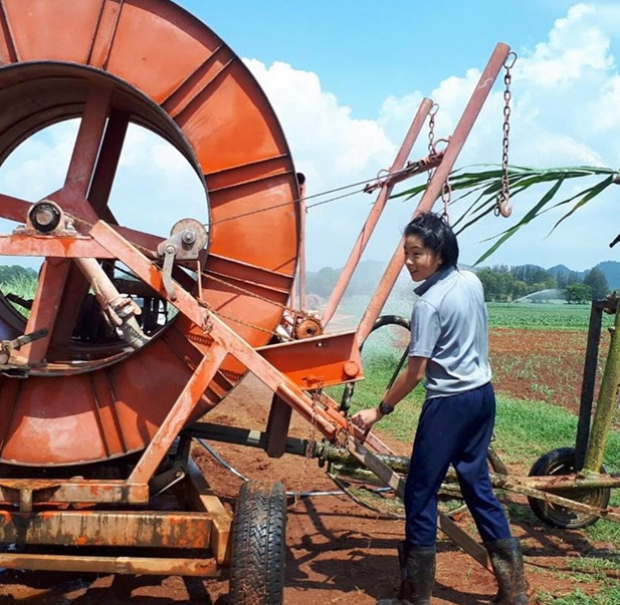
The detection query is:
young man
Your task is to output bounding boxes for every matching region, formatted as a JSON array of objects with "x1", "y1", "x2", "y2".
[{"x1": 352, "y1": 212, "x2": 531, "y2": 605}]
